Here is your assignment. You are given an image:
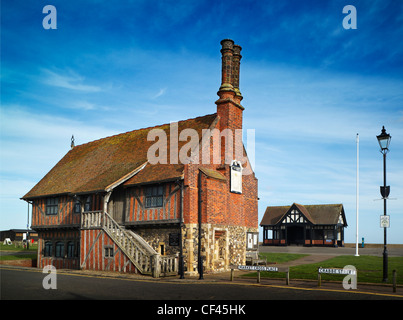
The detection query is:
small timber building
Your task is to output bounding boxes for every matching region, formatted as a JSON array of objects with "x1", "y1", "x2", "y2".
[
  {"x1": 21, "y1": 39, "x2": 258, "y2": 277},
  {"x1": 260, "y1": 203, "x2": 347, "y2": 247}
]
